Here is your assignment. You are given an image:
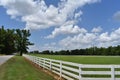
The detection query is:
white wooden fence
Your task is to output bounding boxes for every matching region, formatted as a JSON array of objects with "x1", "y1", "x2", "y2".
[{"x1": 23, "y1": 54, "x2": 120, "y2": 80}]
